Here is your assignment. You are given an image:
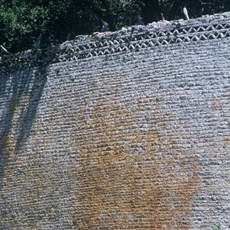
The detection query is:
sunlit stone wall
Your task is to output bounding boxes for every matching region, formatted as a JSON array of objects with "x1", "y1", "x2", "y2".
[{"x1": 0, "y1": 12, "x2": 230, "y2": 229}]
